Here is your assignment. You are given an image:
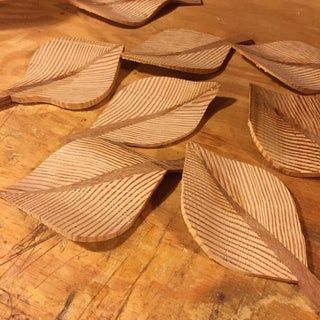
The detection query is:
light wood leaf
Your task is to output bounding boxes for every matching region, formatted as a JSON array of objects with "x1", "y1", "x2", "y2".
[
  {"x1": 182, "y1": 142, "x2": 320, "y2": 309},
  {"x1": 182, "y1": 142, "x2": 307, "y2": 281},
  {"x1": 68, "y1": 0, "x2": 202, "y2": 27},
  {"x1": 235, "y1": 41, "x2": 320, "y2": 94},
  {"x1": 249, "y1": 84, "x2": 320, "y2": 177},
  {"x1": 122, "y1": 29, "x2": 232, "y2": 74},
  {"x1": 70, "y1": 76, "x2": 220, "y2": 147},
  {"x1": 0, "y1": 137, "x2": 183, "y2": 242},
  {"x1": 1, "y1": 37, "x2": 123, "y2": 110}
]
